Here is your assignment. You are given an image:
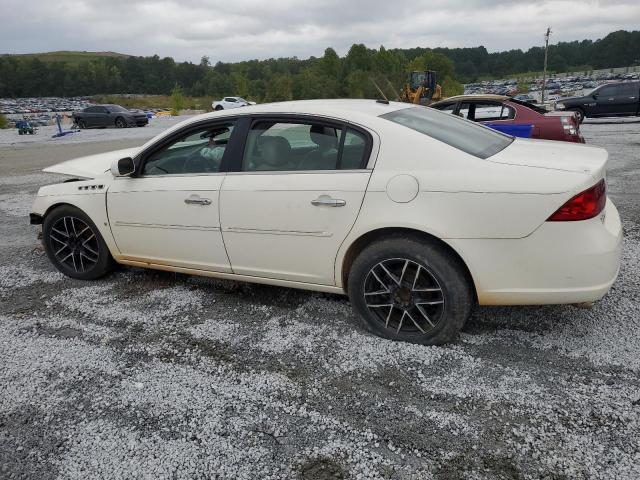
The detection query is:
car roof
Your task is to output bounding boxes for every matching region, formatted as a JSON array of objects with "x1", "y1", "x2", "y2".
[
  {"x1": 142, "y1": 99, "x2": 414, "y2": 150},
  {"x1": 434, "y1": 94, "x2": 510, "y2": 104},
  {"x1": 203, "y1": 99, "x2": 412, "y2": 122}
]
